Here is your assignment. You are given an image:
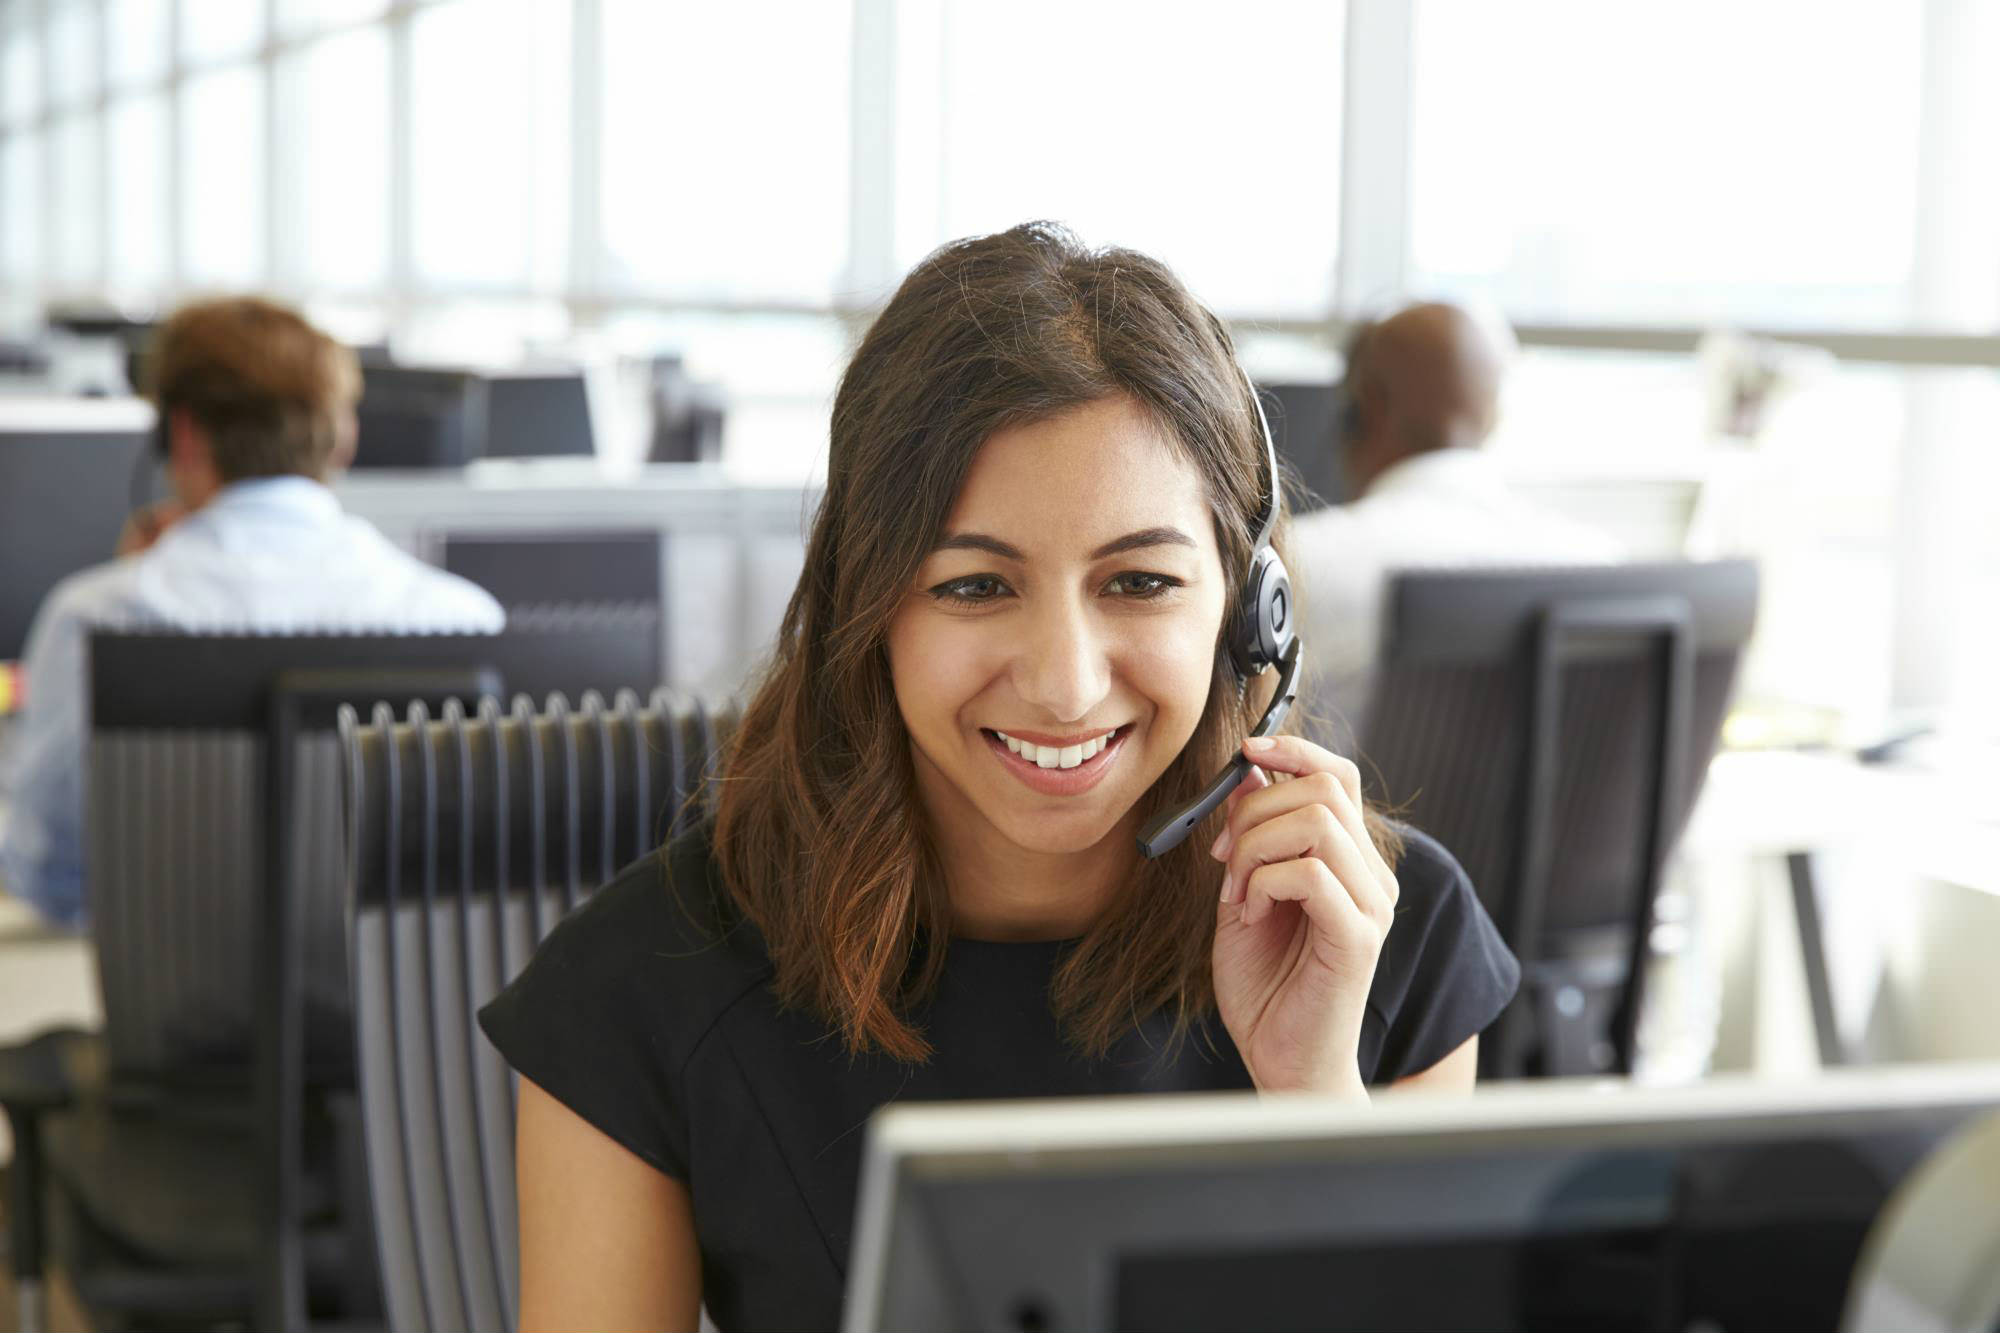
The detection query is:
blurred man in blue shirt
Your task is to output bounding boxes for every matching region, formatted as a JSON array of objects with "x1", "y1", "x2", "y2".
[{"x1": 0, "y1": 297, "x2": 502, "y2": 928}]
